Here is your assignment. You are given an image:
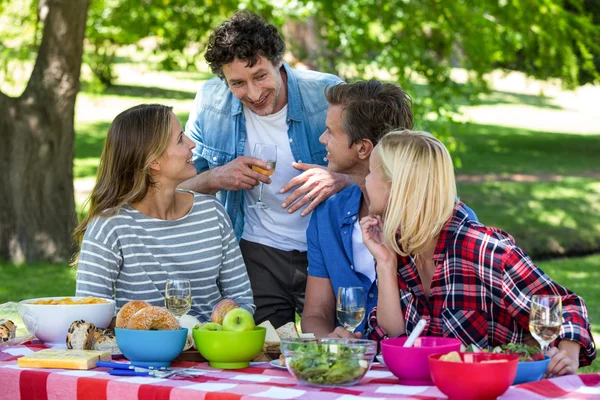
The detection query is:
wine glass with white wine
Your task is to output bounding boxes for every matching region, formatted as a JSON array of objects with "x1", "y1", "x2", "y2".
[
  {"x1": 249, "y1": 143, "x2": 277, "y2": 209},
  {"x1": 336, "y1": 286, "x2": 366, "y2": 334},
  {"x1": 529, "y1": 295, "x2": 562, "y2": 355},
  {"x1": 165, "y1": 279, "x2": 192, "y2": 321}
]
